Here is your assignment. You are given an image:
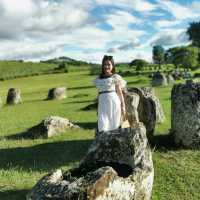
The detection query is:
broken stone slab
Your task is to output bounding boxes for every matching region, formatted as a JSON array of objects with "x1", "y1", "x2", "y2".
[
  {"x1": 127, "y1": 87, "x2": 165, "y2": 137},
  {"x1": 6, "y1": 88, "x2": 22, "y2": 105},
  {"x1": 152, "y1": 72, "x2": 168, "y2": 86},
  {"x1": 25, "y1": 116, "x2": 80, "y2": 139},
  {"x1": 27, "y1": 125, "x2": 154, "y2": 200},
  {"x1": 47, "y1": 87, "x2": 67, "y2": 100},
  {"x1": 171, "y1": 82, "x2": 200, "y2": 148}
]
